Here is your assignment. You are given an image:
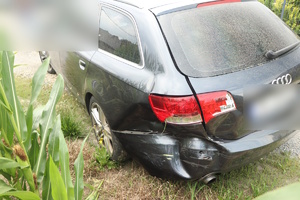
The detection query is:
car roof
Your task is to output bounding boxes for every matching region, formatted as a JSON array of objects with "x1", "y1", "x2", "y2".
[
  {"x1": 112, "y1": 0, "x2": 184, "y2": 9},
  {"x1": 111, "y1": 0, "x2": 253, "y2": 16},
  {"x1": 112, "y1": 0, "x2": 212, "y2": 9}
]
